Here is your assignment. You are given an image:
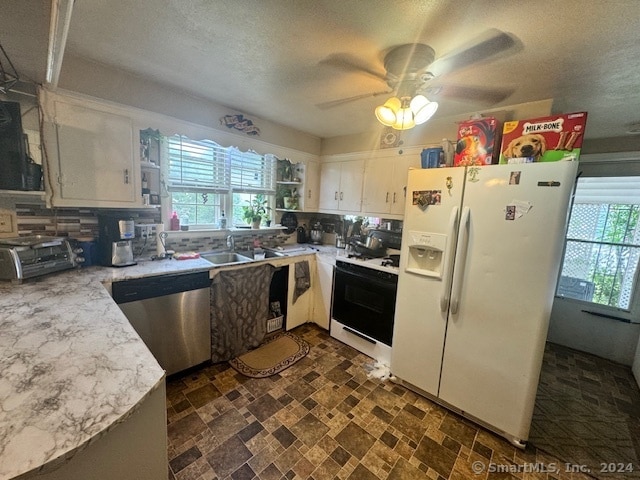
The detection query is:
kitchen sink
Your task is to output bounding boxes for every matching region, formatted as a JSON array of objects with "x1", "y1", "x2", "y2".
[
  {"x1": 242, "y1": 249, "x2": 286, "y2": 259},
  {"x1": 201, "y1": 251, "x2": 253, "y2": 265}
]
